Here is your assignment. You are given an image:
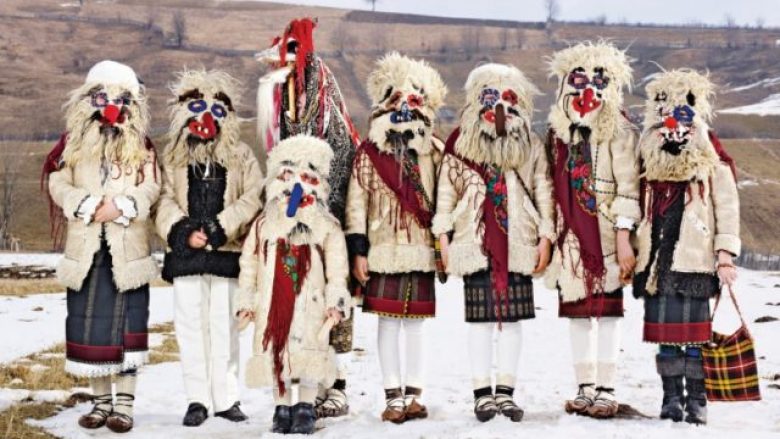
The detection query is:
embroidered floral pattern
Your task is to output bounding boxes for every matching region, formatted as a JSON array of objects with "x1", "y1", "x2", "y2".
[
  {"x1": 484, "y1": 165, "x2": 509, "y2": 232},
  {"x1": 567, "y1": 142, "x2": 597, "y2": 215},
  {"x1": 279, "y1": 240, "x2": 306, "y2": 294}
]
